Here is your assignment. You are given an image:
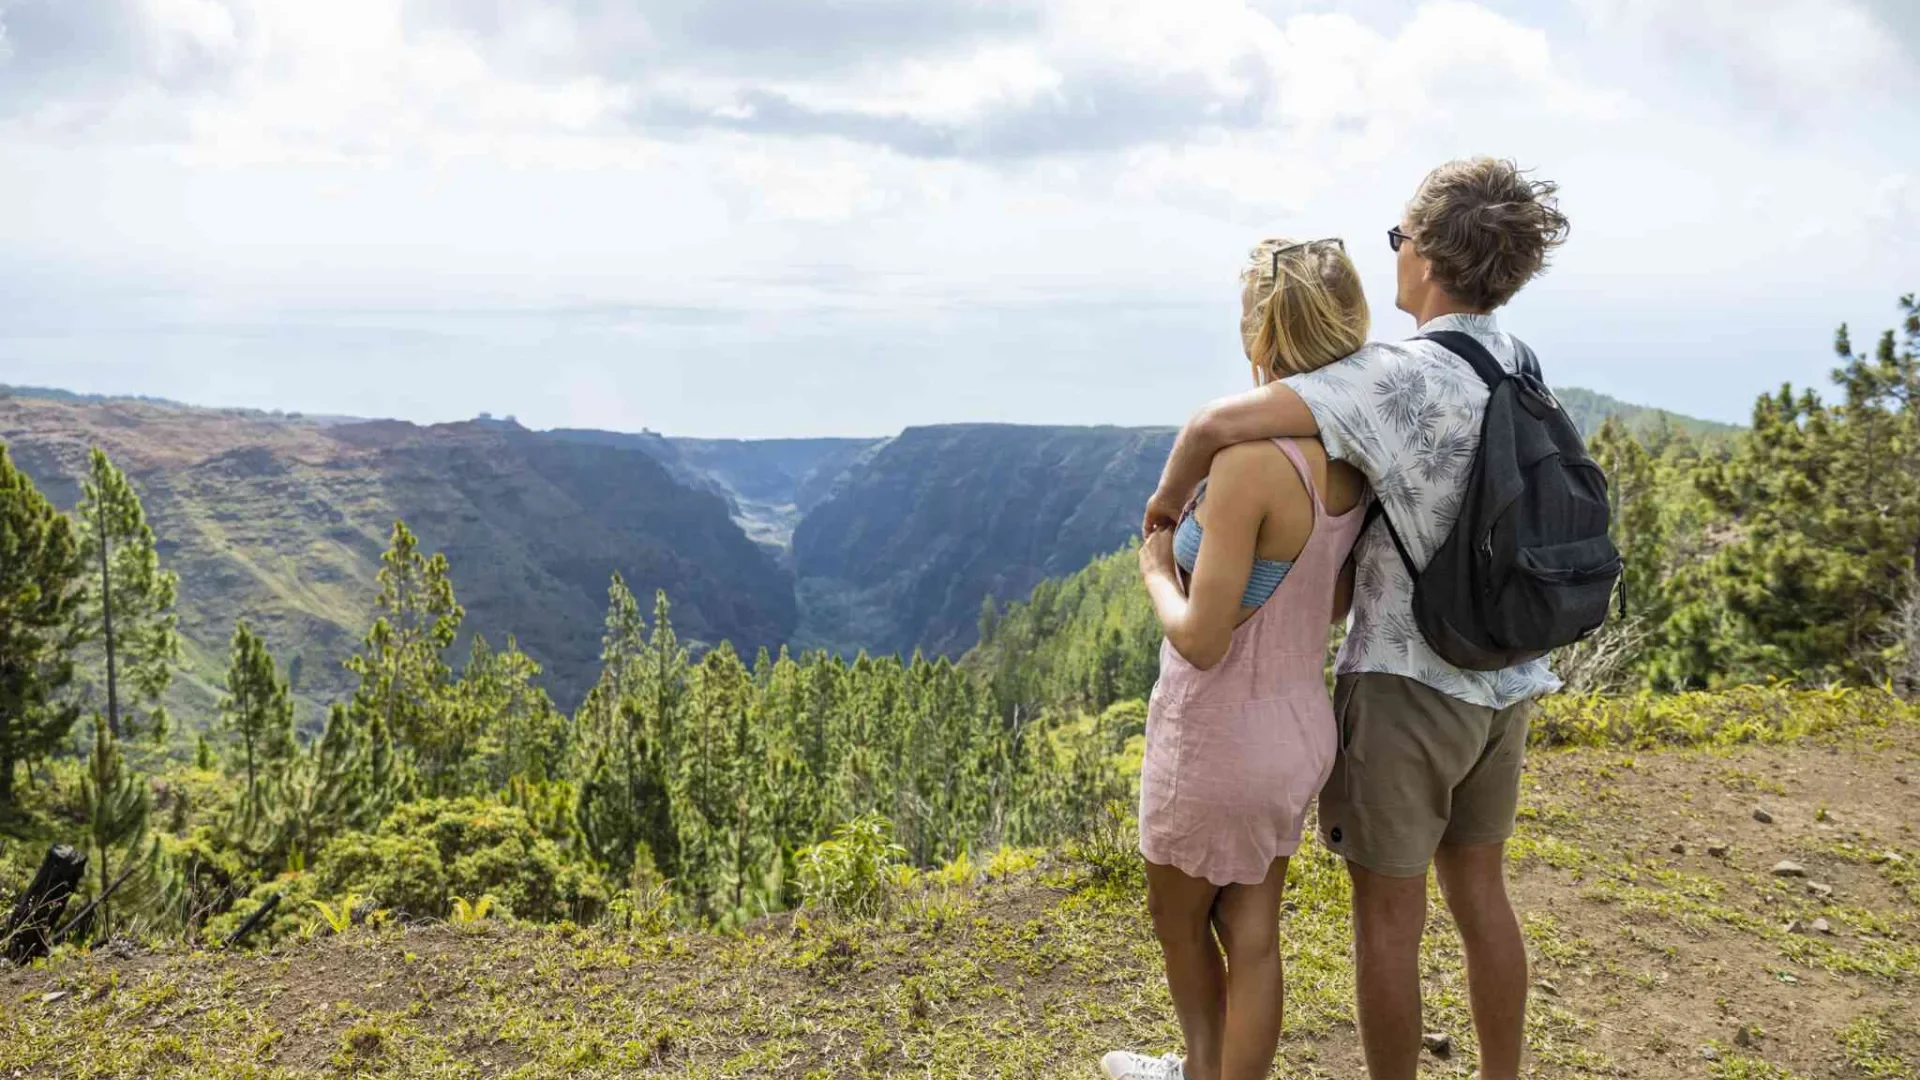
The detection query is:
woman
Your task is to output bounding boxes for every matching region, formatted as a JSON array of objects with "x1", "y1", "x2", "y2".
[{"x1": 1103, "y1": 237, "x2": 1370, "y2": 1080}]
